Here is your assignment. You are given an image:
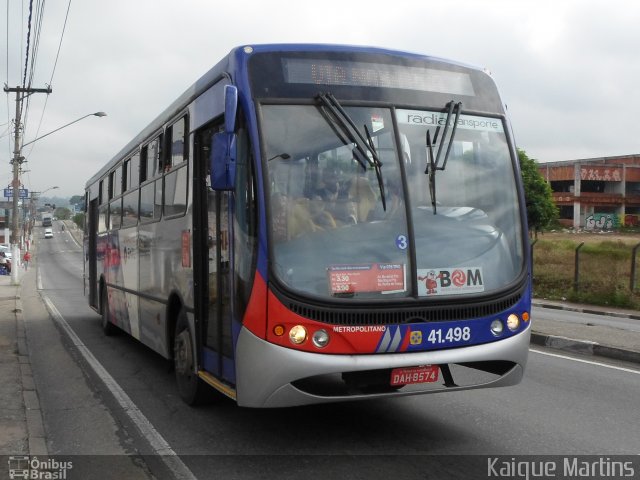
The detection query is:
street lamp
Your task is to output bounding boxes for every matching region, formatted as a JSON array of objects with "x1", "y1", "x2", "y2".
[
  {"x1": 9, "y1": 112, "x2": 106, "y2": 285},
  {"x1": 39, "y1": 186, "x2": 60, "y2": 196},
  {"x1": 22, "y1": 112, "x2": 107, "y2": 148}
]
